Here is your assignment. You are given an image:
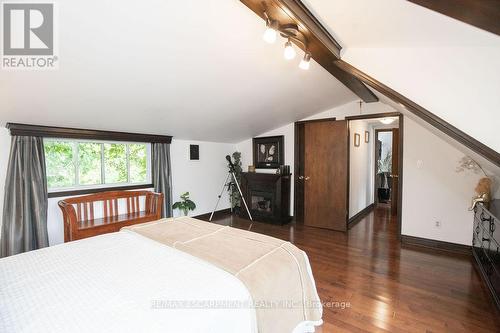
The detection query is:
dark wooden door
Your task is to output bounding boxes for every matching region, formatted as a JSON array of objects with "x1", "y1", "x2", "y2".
[
  {"x1": 303, "y1": 120, "x2": 348, "y2": 230},
  {"x1": 391, "y1": 128, "x2": 400, "y2": 216}
]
